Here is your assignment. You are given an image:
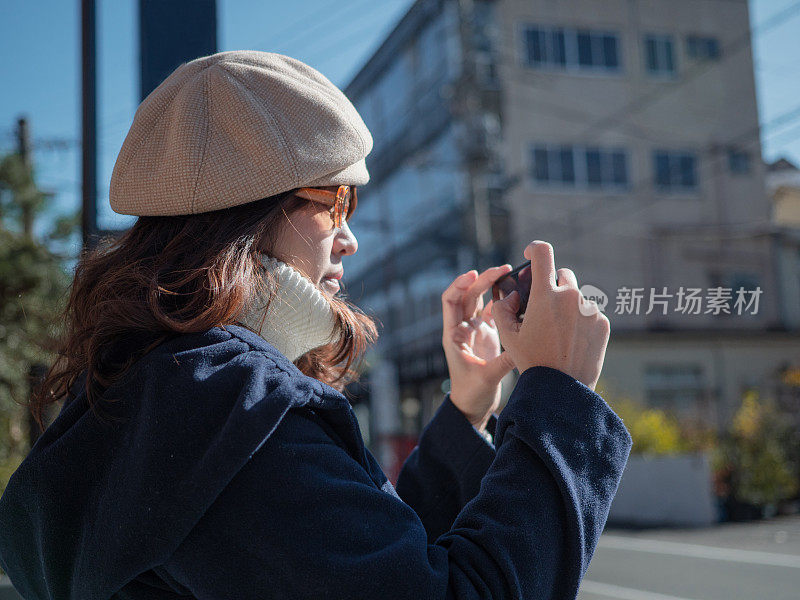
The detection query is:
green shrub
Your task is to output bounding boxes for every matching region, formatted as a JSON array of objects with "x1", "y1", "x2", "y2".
[
  {"x1": 712, "y1": 390, "x2": 798, "y2": 506},
  {"x1": 0, "y1": 454, "x2": 24, "y2": 496},
  {"x1": 0, "y1": 150, "x2": 77, "y2": 495},
  {"x1": 608, "y1": 397, "x2": 715, "y2": 456}
]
